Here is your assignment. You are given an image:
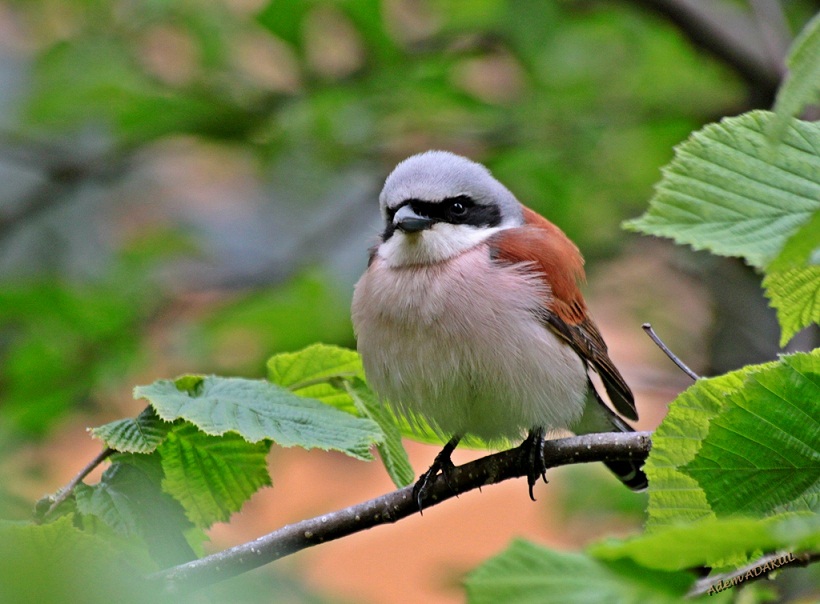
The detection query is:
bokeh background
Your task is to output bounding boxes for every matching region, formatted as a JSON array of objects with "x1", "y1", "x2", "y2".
[{"x1": 1, "y1": 1, "x2": 818, "y2": 602}]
